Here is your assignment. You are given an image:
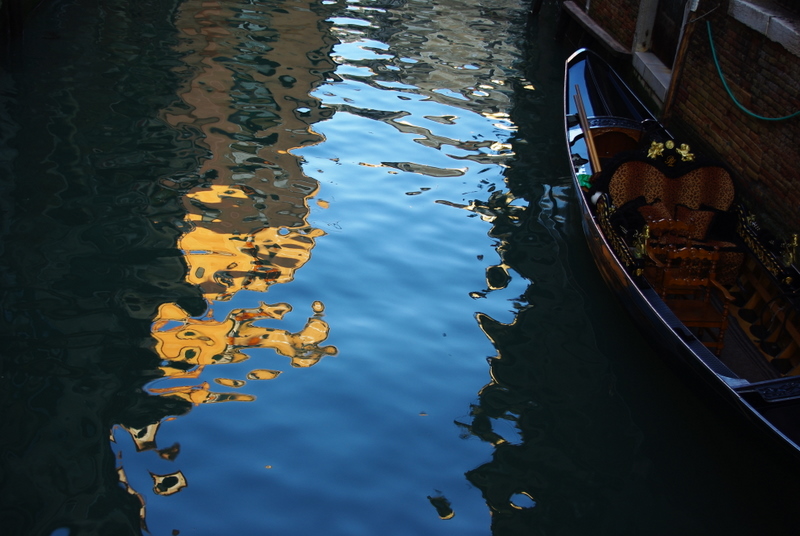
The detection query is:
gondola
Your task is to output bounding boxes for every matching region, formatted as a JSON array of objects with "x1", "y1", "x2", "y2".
[{"x1": 564, "y1": 48, "x2": 800, "y2": 459}]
